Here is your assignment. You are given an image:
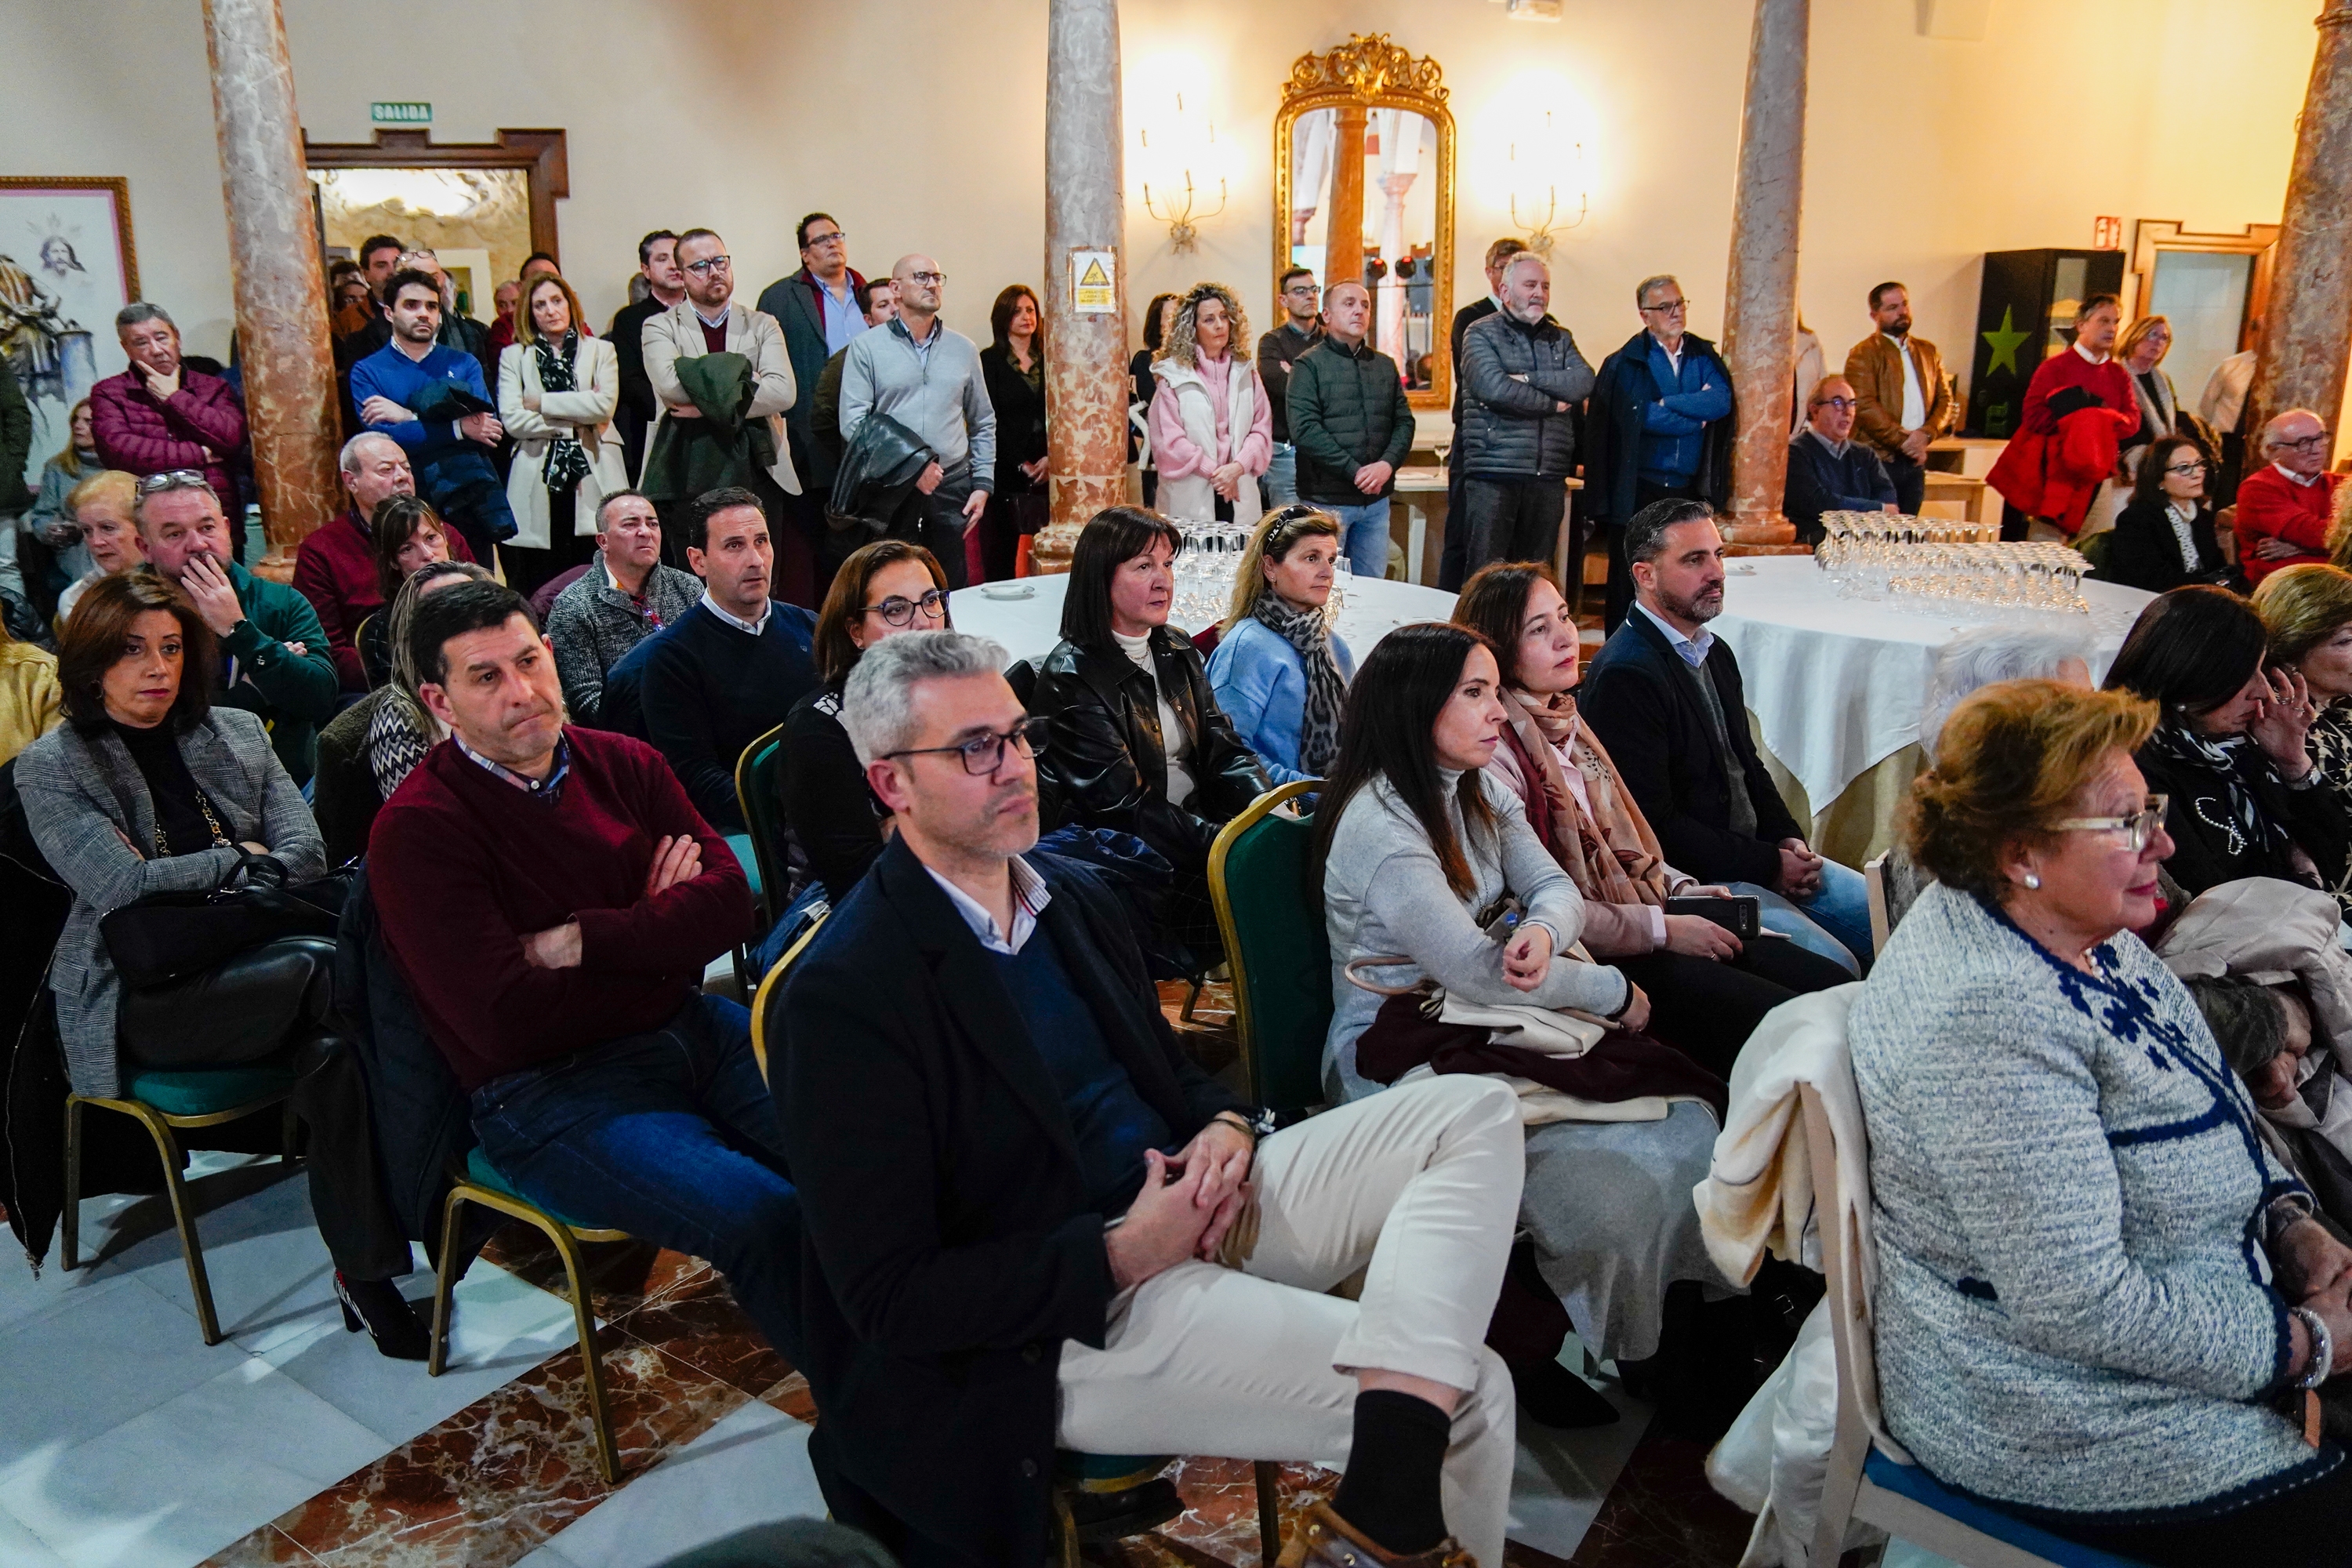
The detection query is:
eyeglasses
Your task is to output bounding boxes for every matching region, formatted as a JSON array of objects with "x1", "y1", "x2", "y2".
[
  {"x1": 2164, "y1": 461, "x2": 2209, "y2": 476},
  {"x1": 861, "y1": 588, "x2": 949, "y2": 626},
  {"x1": 1283, "y1": 282, "x2": 1319, "y2": 296},
  {"x1": 904, "y1": 271, "x2": 946, "y2": 288},
  {"x1": 2050, "y1": 794, "x2": 2169, "y2": 854},
  {"x1": 136, "y1": 469, "x2": 209, "y2": 493},
  {"x1": 2271, "y1": 433, "x2": 2332, "y2": 453},
  {"x1": 1814, "y1": 397, "x2": 1857, "y2": 412},
  {"x1": 682, "y1": 255, "x2": 731, "y2": 277},
  {"x1": 1640, "y1": 298, "x2": 1689, "y2": 315},
  {"x1": 884, "y1": 715, "x2": 1051, "y2": 775},
  {"x1": 804, "y1": 231, "x2": 847, "y2": 248}
]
